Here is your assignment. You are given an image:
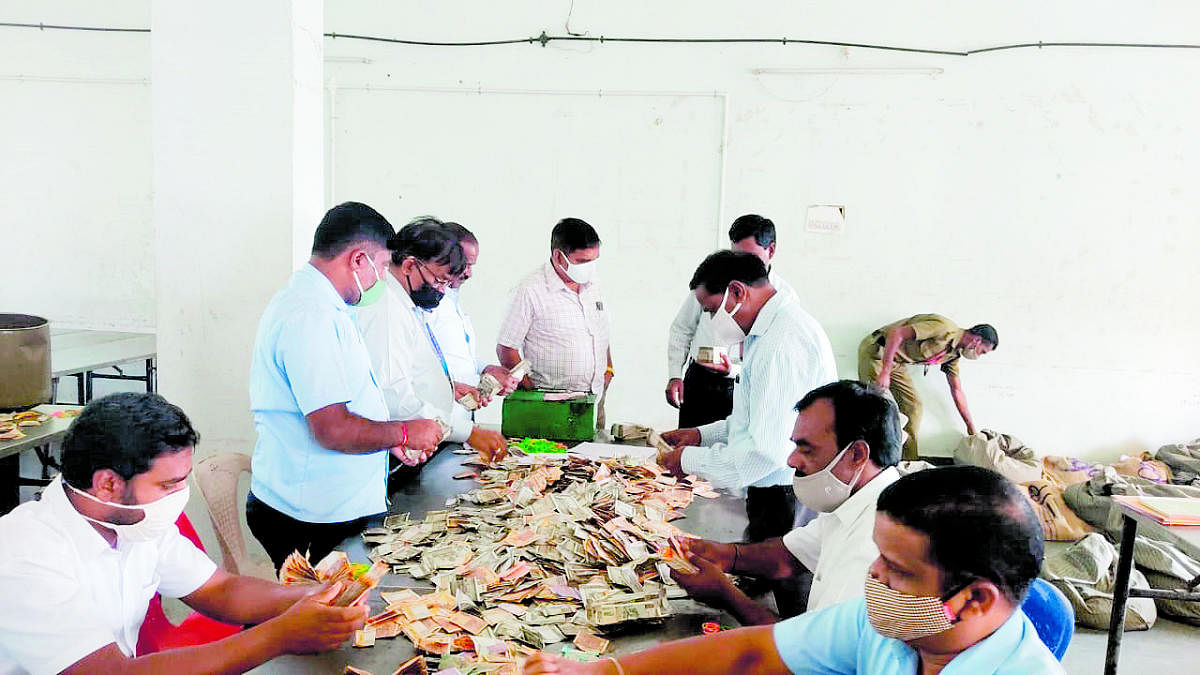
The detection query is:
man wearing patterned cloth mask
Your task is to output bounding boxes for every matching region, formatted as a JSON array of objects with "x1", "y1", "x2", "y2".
[{"x1": 523, "y1": 465, "x2": 1062, "y2": 675}]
